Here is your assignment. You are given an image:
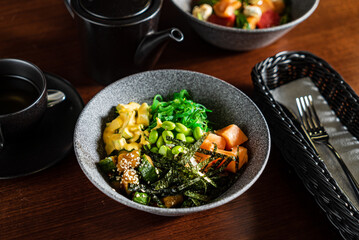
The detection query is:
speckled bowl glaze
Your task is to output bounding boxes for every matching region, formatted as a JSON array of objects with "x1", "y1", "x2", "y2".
[
  {"x1": 74, "y1": 69, "x2": 270, "y2": 216},
  {"x1": 170, "y1": 0, "x2": 319, "y2": 51}
]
